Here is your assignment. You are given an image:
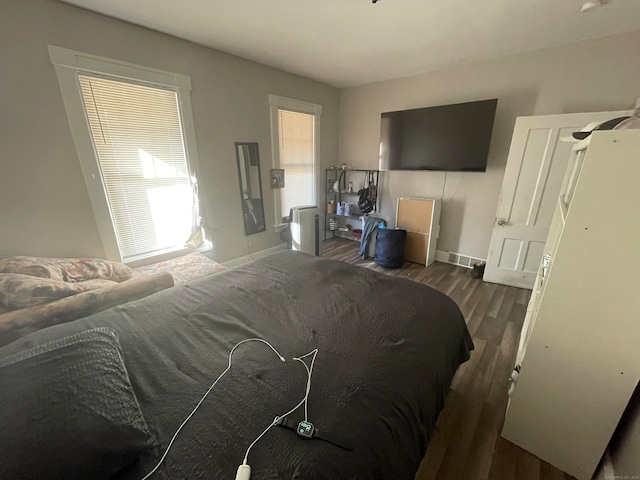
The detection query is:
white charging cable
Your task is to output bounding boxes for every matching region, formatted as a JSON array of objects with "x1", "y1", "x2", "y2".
[
  {"x1": 140, "y1": 338, "x2": 285, "y2": 480},
  {"x1": 236, "y1": 348, "x2": 319, "y2": 480},
  {"x1": 293, "y1": 349, "x2": 318, "y2": 422}
]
